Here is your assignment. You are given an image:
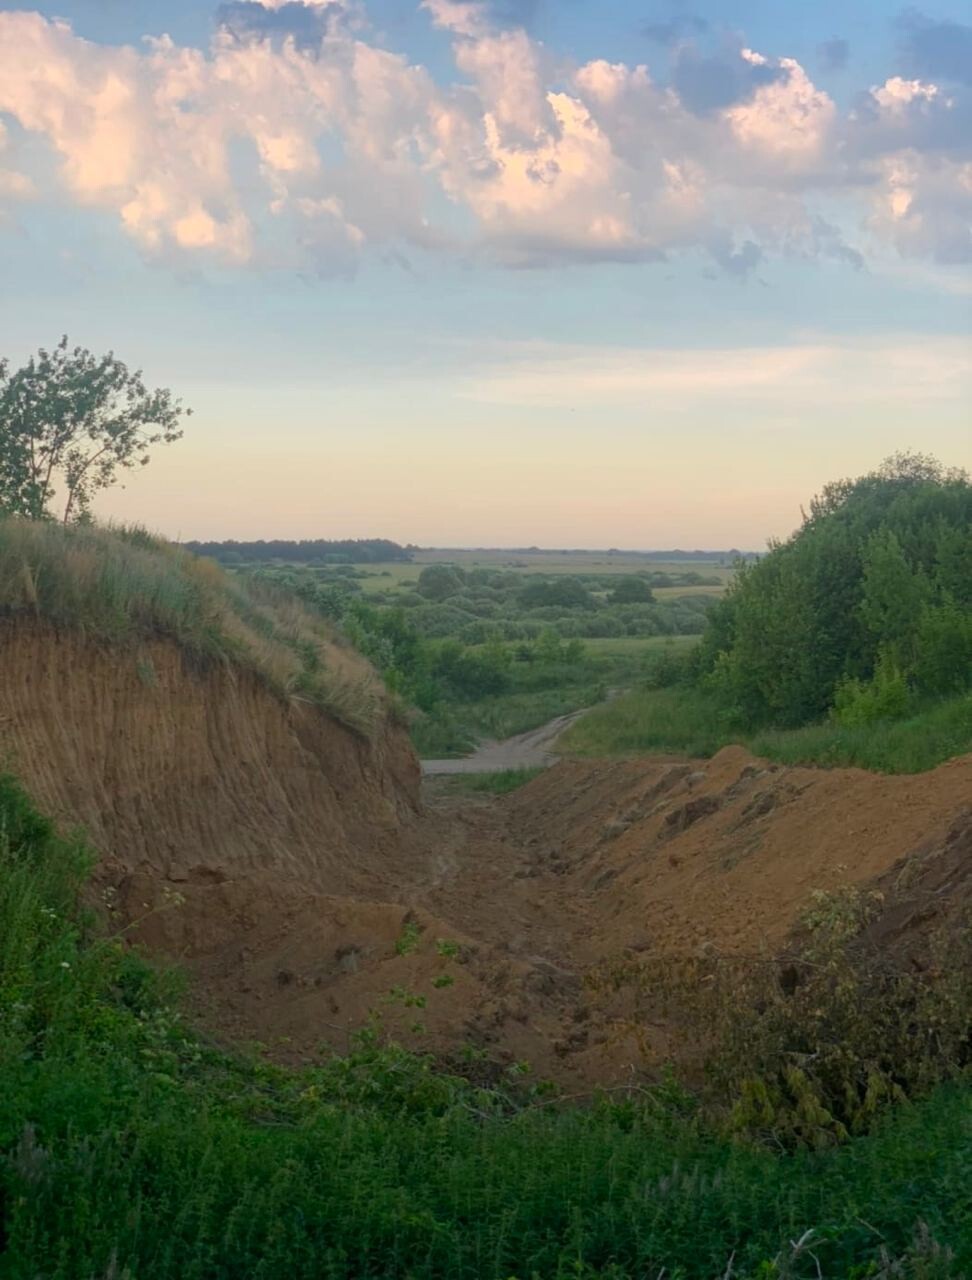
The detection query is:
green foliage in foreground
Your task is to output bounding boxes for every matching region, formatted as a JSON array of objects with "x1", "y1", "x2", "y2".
[
  {"x1": 0, "y1": 518, "x2": 381, "y2": 735},
  {"x1": 2, "y1": 773, "x2": 971, "y2": 1278},
  {"x1": 562, "y1": 684, "x2": 972, "y2": 774}
]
